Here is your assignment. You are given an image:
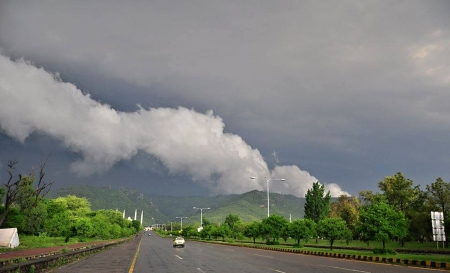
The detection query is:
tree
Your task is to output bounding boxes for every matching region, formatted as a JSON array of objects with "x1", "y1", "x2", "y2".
[
  {"x1": 427, "y1": 177, "x2": 450, "y2": 219},
  {"x1": 0, "y1": 159, "x2": 53, "y2": 227},
  {"x1": 288, "y1": 219, "x2": 316, "y2": 245},
  {"x1": 317, "y1": 217, "x2": 351, "y2": 250},
  {"x1": 357, "y1": 200, "x2": 409, "y2": 249},
  {"x1": 260, "y1": 214, "x2": 288, "y2": 243},
  {"x1": 304, "y1": 181, "x2": 331, "y2": 224},
  {"x1": 427, "y1": 177, "x2": 450, "y2": 243},
  {"x1": 53, "y1": 195, "x2": 91, "y2": 217},
  {"x1": 224, "y1": 214, "x2": 241, "y2": 239},
  {"x1": 330, "y1": 195, "x2": 359, "y2": 236},
  {"x1": 379, "y1": 172, "x2": 419, "y2": 212},
  {"x1": 378, "y1": 172, "x2": 420, "y2": 246},
  {"x1": 243, "y1": 221, "x2": 261, "y2": 244},
  {"x1": 214, "y1": 224, "x2": 230, "y2": 241}
]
